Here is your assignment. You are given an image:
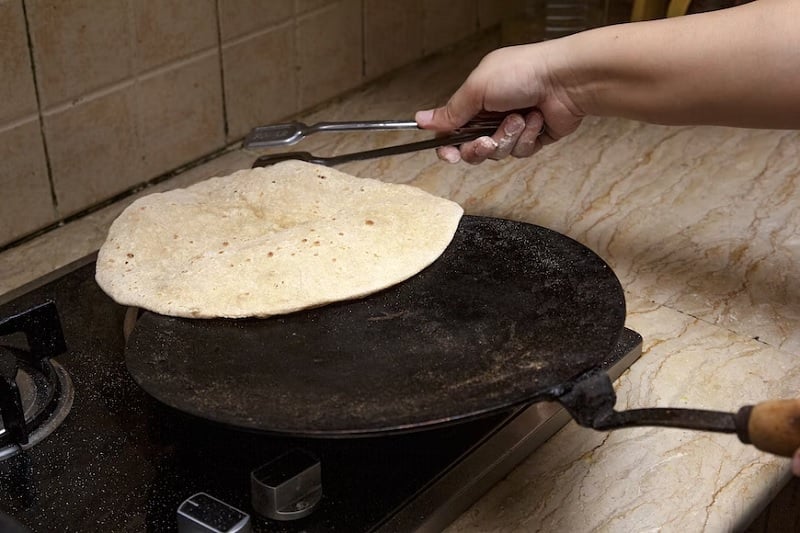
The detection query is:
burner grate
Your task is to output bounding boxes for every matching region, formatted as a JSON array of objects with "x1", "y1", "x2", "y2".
[{"x1": 0, "y1": 302, "x2": 73, "y2": 459}]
